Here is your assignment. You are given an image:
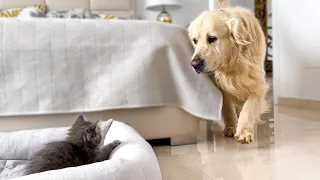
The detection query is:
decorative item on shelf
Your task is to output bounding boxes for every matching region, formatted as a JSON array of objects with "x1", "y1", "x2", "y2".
[{"x1": 145, "y1": 0, "x2": 182, "y2": 23}]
